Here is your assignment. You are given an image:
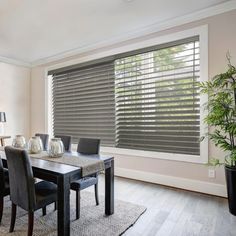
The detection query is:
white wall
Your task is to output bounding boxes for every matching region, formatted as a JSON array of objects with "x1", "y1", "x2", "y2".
[
  {"x1": 0, "y1": 62, "x2": 31, "y2": 145},
  {"x1": 30, "y1": 10, "x2": 236, "y2": 197}
]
